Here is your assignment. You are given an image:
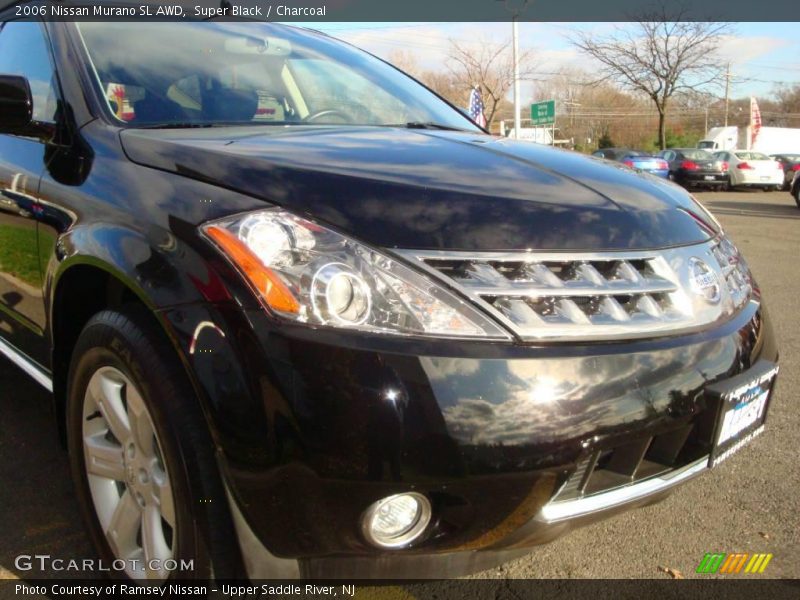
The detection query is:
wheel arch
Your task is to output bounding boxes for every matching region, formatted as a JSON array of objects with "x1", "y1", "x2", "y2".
[{"x1": 48, "y1": 256, "x2": 199, "y2": 446}]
